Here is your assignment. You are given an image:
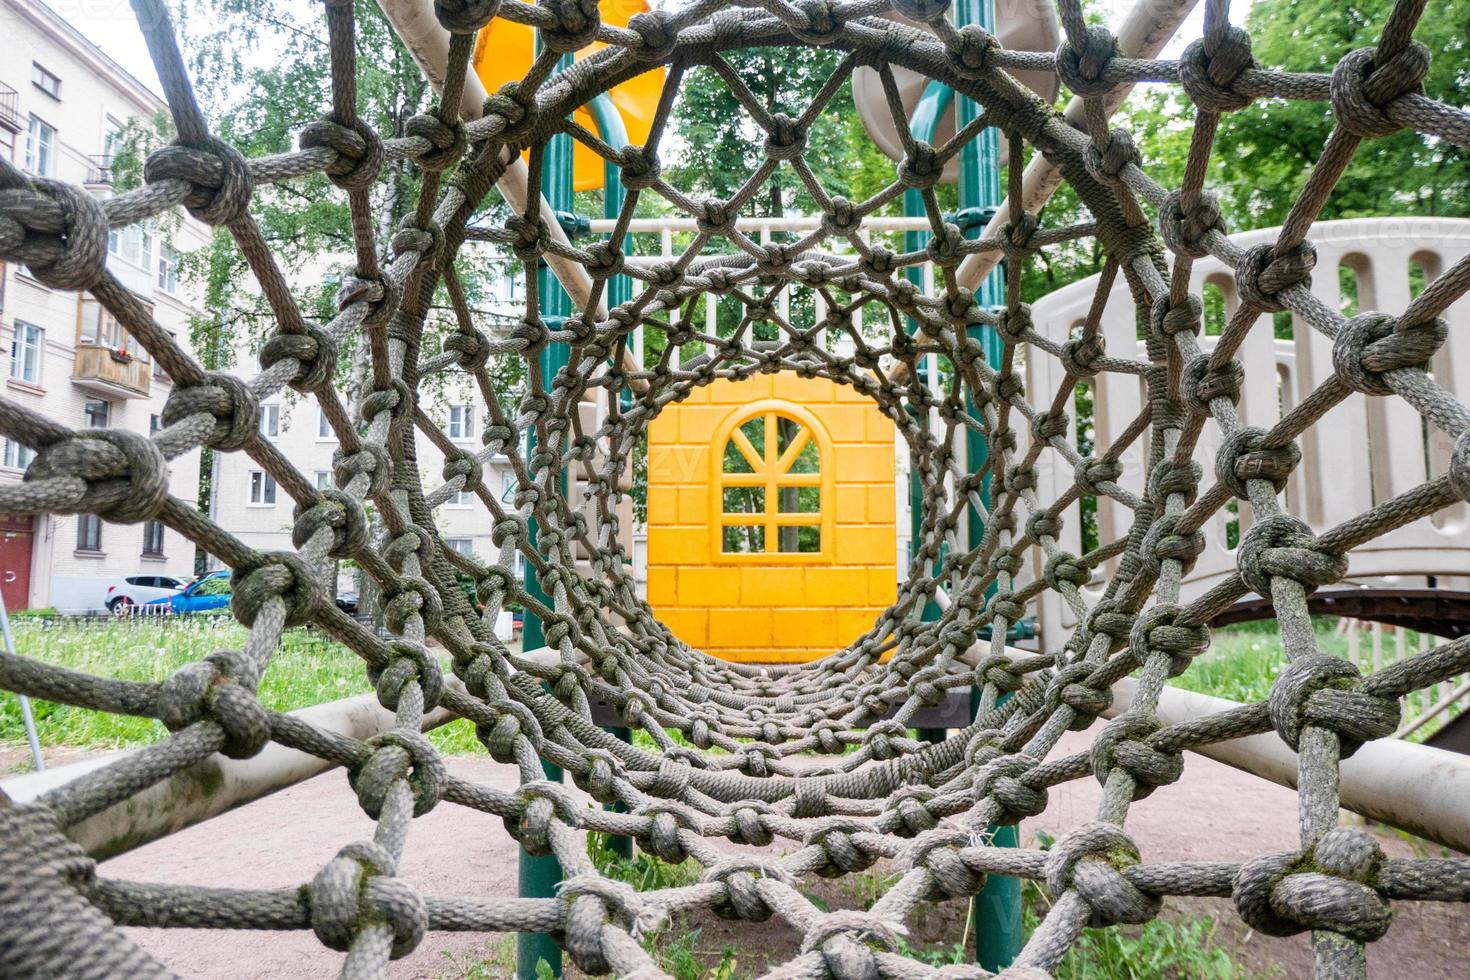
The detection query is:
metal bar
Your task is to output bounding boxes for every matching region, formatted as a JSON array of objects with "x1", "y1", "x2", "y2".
[
  {"x1": 0, "y1": 690, "x2": 459, "y2": 858},
  {"x1": 585, "y1": 215, "x2": 937, "y2": 235},
  {"x1": 1107, "y1": 678, "x2": 1470, "y2": 854},
  {"x1": 0, "y1": 589, "x2": 44, "y2": 771}
]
